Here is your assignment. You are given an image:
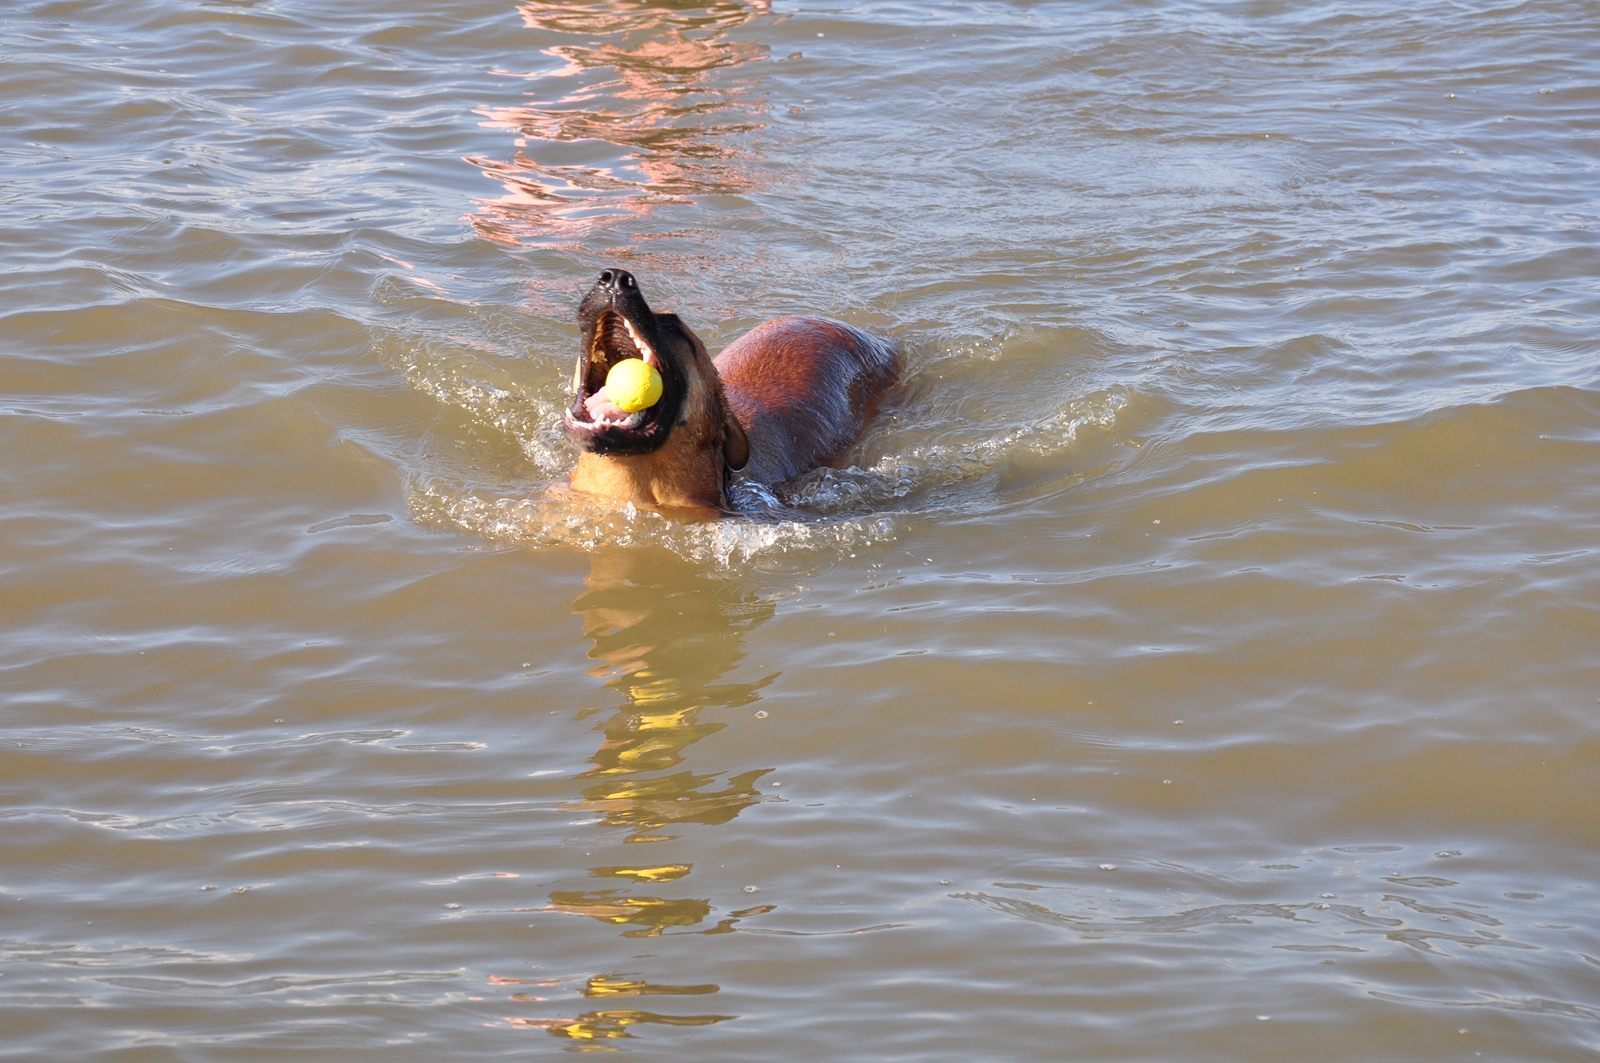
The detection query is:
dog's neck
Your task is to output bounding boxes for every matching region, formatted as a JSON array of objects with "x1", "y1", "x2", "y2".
[{"x1": 569, "y1": 432, "x2": 730, "y2": 514}]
